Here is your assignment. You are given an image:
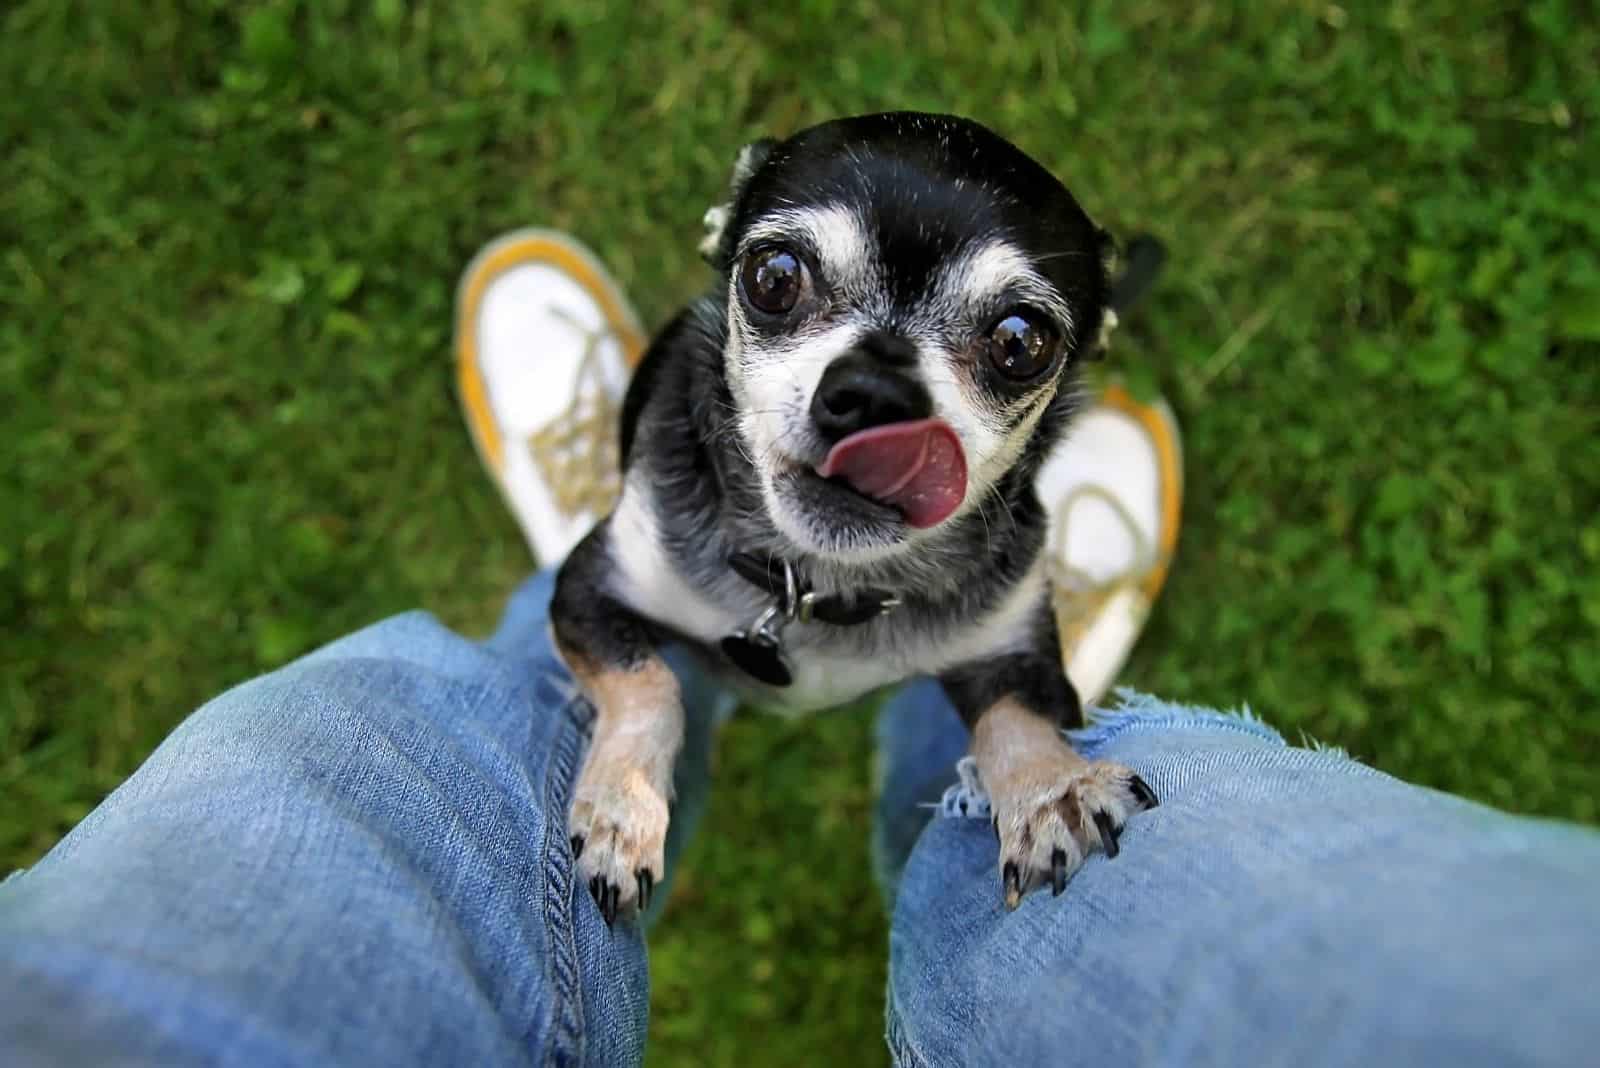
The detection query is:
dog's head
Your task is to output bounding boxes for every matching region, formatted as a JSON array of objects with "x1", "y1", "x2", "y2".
[{"x1": 704, "y1": 113, "x2": 1112, "y2": 561}]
